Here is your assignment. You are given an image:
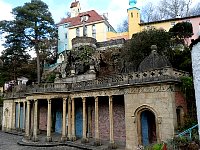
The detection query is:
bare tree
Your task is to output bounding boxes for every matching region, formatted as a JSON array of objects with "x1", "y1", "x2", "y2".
[
  {"x1": 117, "y1": 18, "x2": 128, "y2": 32},
  {"x1": 141, "y1": 0, "x2": 194, "y2": 23},
  {"x1": 158, "y1": 0, "x2": 192, "y2": 18},
  {"x1": 189, "y1": 2, "x2": 200, "y2": 16},
  {"x1": 141, "y1": 2, "x2": 155, "y2": 22}
]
